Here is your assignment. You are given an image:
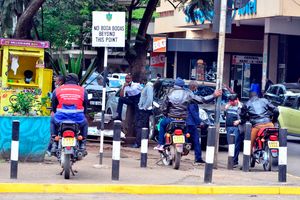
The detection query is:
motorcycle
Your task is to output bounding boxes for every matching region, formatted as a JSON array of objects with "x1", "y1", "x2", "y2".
[
  {"x1": 159, "y1": 120, "x2": 191, "y2": 170},
  {"x1": 53, "y1": 121, "x2": 87, "y2": 179},
  {"x1": 250, "y1": 127, "x2": 279, "y2": 171}
]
